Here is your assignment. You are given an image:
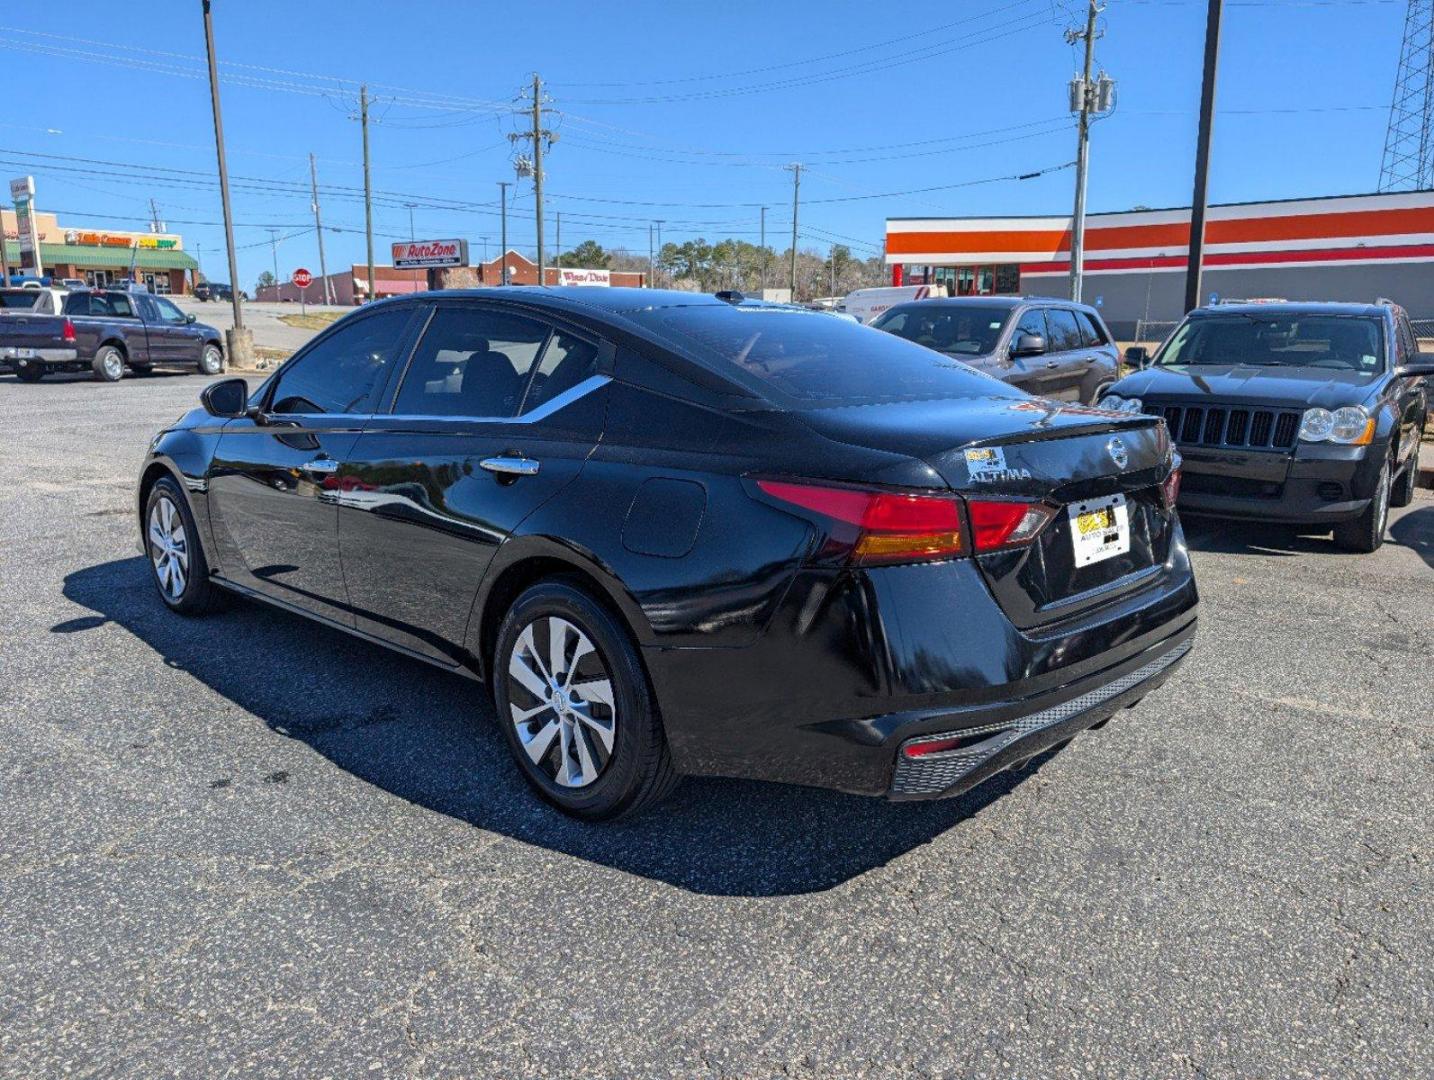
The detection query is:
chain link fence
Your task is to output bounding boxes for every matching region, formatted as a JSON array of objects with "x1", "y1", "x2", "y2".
[{"x1": 1132, "y1": 319, "x2": 1179, "y2": 347}]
